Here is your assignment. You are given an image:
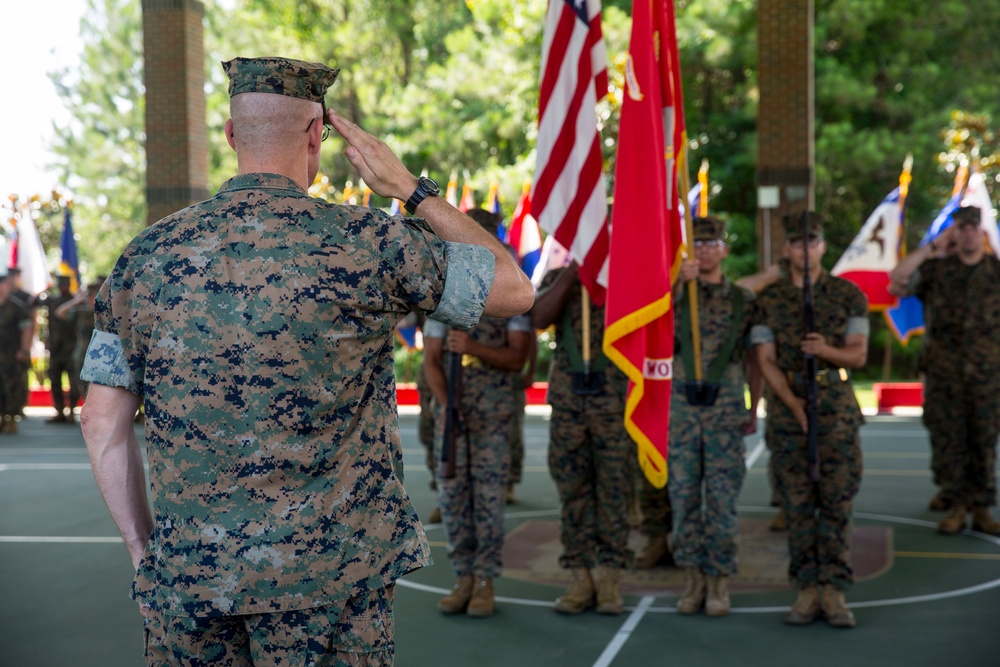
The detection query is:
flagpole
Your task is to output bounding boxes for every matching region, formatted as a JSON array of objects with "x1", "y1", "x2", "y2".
[
  {"x1": 581, "y1": 289, "x2": 591, "y2": 373},
  {"x1": 883, "y1": 154, "x2": 913, "y2": 381},
  {"x1": 678, "y1": 144, "x2": 702, "y2": 380}
]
